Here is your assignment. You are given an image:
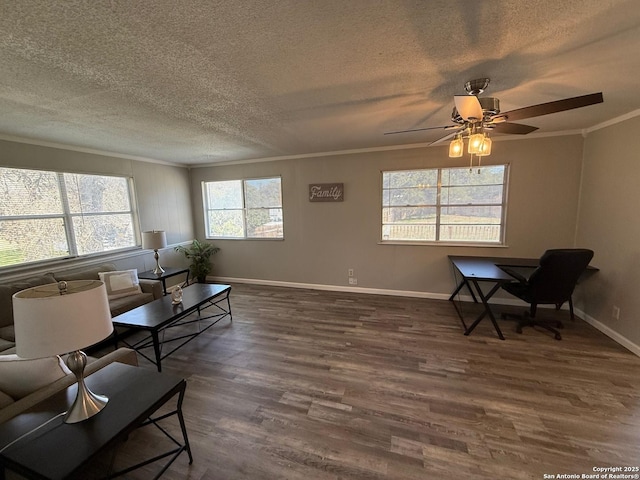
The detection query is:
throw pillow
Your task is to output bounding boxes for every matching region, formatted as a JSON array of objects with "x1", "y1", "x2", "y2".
[
  {"x1": 0, "y1": 355, "x2": 72, "y2": 400},
  {"x1": 98, "y1": 269, "x2": 142, "y2": 299}
]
